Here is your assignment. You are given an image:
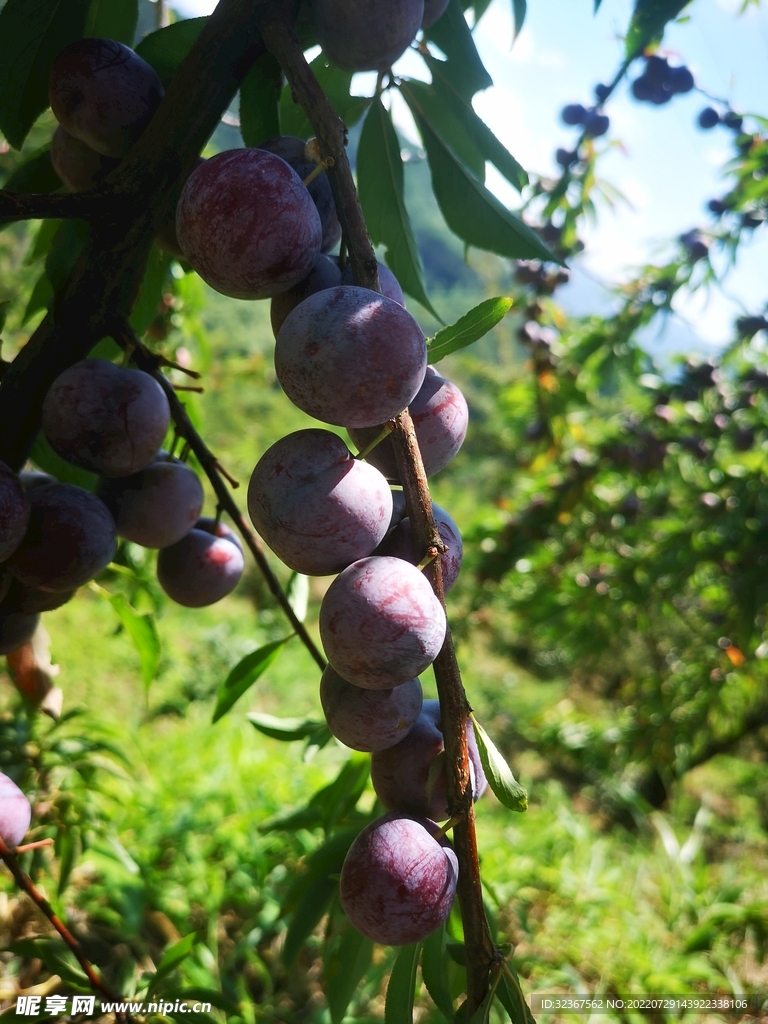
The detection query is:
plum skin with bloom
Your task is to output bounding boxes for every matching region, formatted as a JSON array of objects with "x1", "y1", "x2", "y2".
[
  {"x1": 339, "y1": 812, "x2": 458, "y2": 945},
  {"x1": 320, "y1": 666, "x2": 423, "y2": 751}
]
